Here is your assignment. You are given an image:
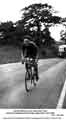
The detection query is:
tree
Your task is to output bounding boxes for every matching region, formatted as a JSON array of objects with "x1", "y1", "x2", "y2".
[
  {"x1": 17, "y1": 3, "x2": 62, "y2": 46},
  {"x1": 42, "y1": 27, "x2": 55, "y2": 47},
  {"x1": 0, "y1": 21, "x2": 16, "y2": 45}
]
